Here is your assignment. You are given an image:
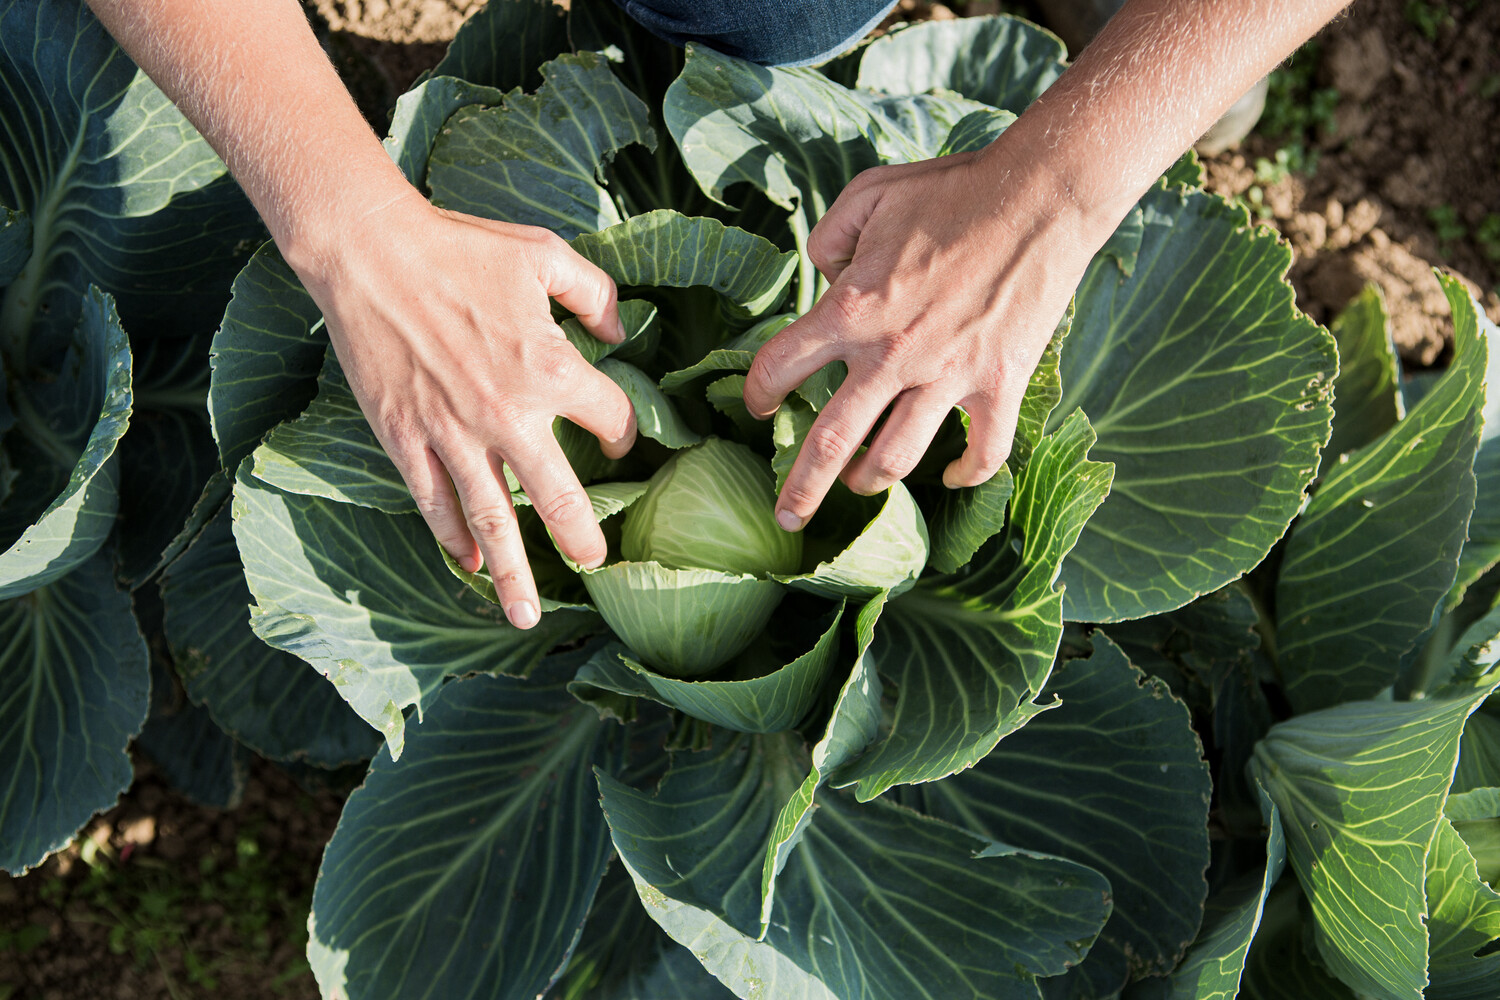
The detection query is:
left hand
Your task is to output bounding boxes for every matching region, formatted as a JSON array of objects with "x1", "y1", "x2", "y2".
[{"x1": 743, "y1": 144, "x2": 1105, "y2": 532}]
